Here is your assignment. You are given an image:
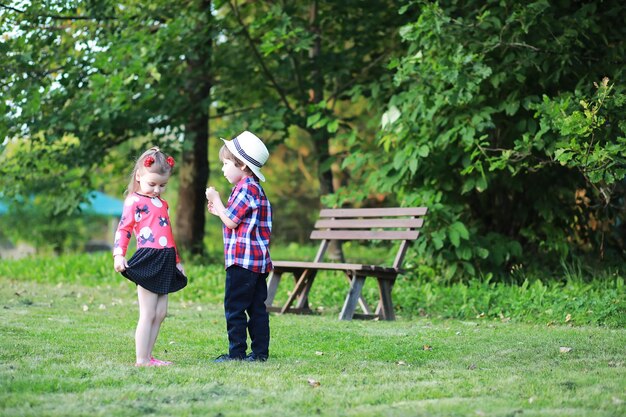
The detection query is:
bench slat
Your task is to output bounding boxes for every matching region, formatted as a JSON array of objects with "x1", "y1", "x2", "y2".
[
  {"x1": 310, "y1": 230, "x2": 420, "y2": 240},
  {"x1": 319, "y1": 207, "x2": 427, "y2": 218},
  {"x1": 272, "y1": 260, "x2": 397, "y2": 273},
  {"x1": 273, "y1": 261, "x2": 403, "y2": 278},
  {"x1": 314, "y1": 218, "x2": 424, "y2": 229}
]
